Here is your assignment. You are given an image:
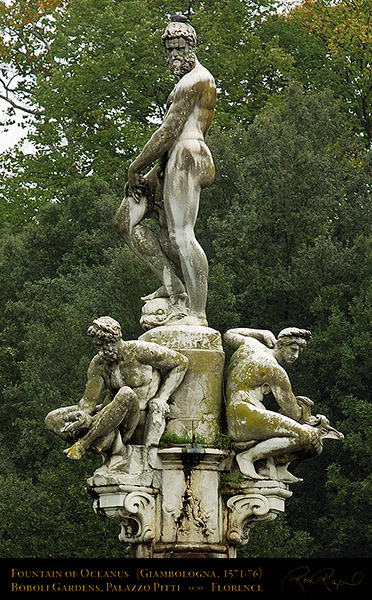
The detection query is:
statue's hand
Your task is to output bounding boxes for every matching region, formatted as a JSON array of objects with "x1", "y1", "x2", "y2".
[
  {"x1": 127, "y1": 165, "x2": 148, "y2": 202},
  {"x1": 262, "y1": 330, "x2": 277, "y2": 348},
  {"x1": 149, "y1": 397, "x2": 170, "y2": 417},
  {"x1": 62, "y1": 410, "x2": 92, "y2": 435},
  {"x1": 296, "y1": 396, "x2": 314, "y2": 423}
]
